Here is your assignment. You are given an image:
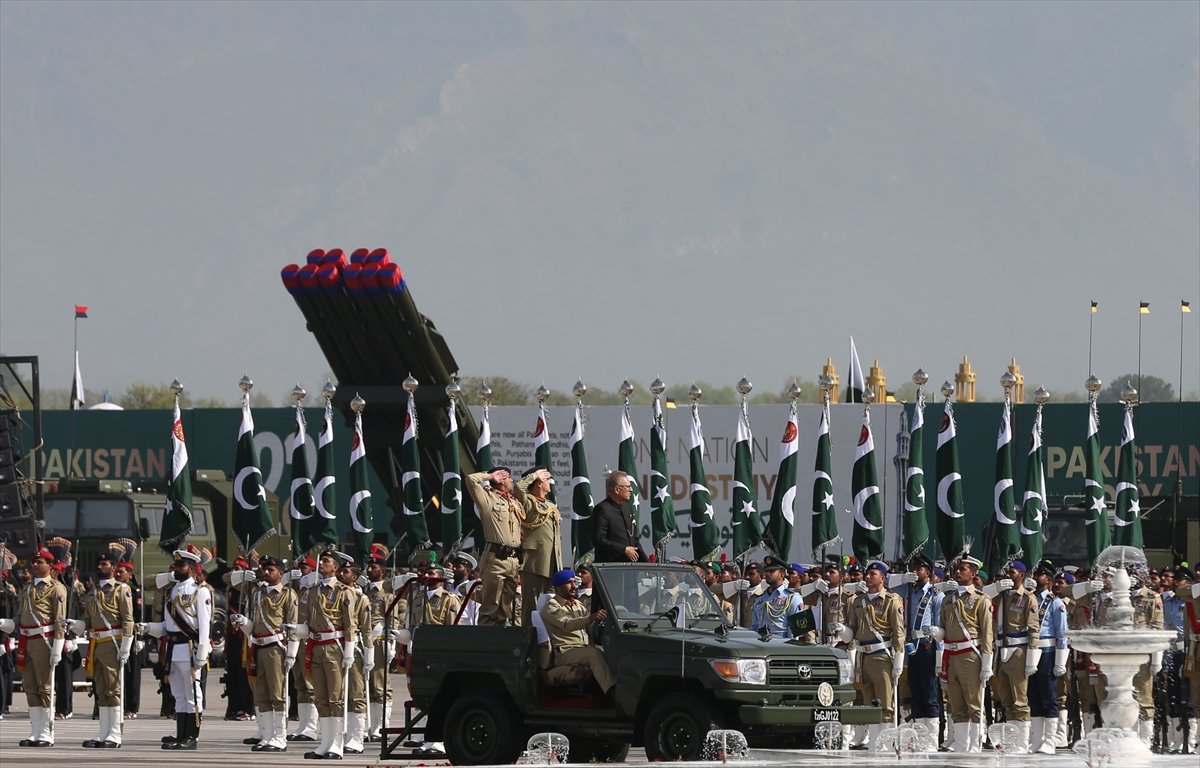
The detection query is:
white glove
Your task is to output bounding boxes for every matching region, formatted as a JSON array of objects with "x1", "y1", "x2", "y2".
[
  {"x1": 1150, "y1": 650, "x2": 1163, "y2": 673},
  {"x1": 64, "y1": 638, "x2": 77, "y2": 655},
  {"x1": 722, "y1": 579, "x2": 750, "y2": 598},
  {"x1": 812, "y1": 578, "x2": 829, "y2": 594},
  {"x1": 119, "y1": 636, "x2": 133, "y2": 666},
  {"x1": 1025, "y1": 647, "x2": 1042, "y2": 677},
  {"x1": 832, "y1": 623, "x2": 853, "y2": 643},
  {"x1": 363, "y1": 653, "x2": 375, "y2": 675},
  {"x1": 283, "y1": 569, "x2": 299, "y2": 585},
  {"x1": 0, "y1": 618, "x2": 14, "y2": 634},
  {"x1": 50, "y1": 637, "x2": 64, "y2": 667},
  {"x1": 937, "y1": 581, "x2": 959, "y2": 594},
  {"x1": 193, "y1": 643, "x2": 210, "y2": 666},
  {"x1": 1192, "y1": 583, "x2": 1200, "y2": 599},
  {"x1": 387, "y1": 629, "x2": 404, "y2": 642},
  {"x1": 980, "y1": 653, "x2": 994, "y2": 682},
  {"x1": 1054, "y1": 648, "x2": 1069, "y2": 677},
  {"x1": 135, "y1": 640, "x2": 145, "y2": 653},
  {"x1": 67, "y1": 618, "x2": 87, "y2": 635},
  {"x1": 982, "y1": 579, "x2": 1014, "y2": 599},
  {"x1": 284, "y1": 622, "x2": 309, "y2": 639},
  {"x1": 286, "y1": 639, "x2": 299, "y2": 670},
  {"x1": 341, "y1": 641, "x2": 355, "y2": 670},
  {"x1": 799, "y1": 581, "x2": 820, "y2": 598},
  {"x1": 229, "y1": 613, "x2": 248, "y2": 628},
  {"x1": 392, "y1": 573, "x2": 416, "y2": 591},
  {"x1": 845, "y1": 582, "x2": 868, "y2": 595},
  {"x1": 299, "y1": 571, "x2": 319, "y2": 589},
  {"x1": 142, "y1": 621, "x2": 166, "y2": 638},
  {"x1": 154, "y1": 571, "x2": 175, "y2": 590},
  {"x1": 230, "y1": 569, "x2": 257, "y2": 587},
  {"x1": 0, "y1": 645, "x2": 6, "y2": 657},
  {"x1": 892, "y1": 651, "x2": 904, "y2": 680},
  {"x1": 368, "y1": 622, "x2": 385, "y2": 642},
  {"x1": 1024, "y1": 578, "x2": 1037, "y2": 592},
  {"x1": 925, "y1": 626, "x2": 945, "y2": 642}
]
